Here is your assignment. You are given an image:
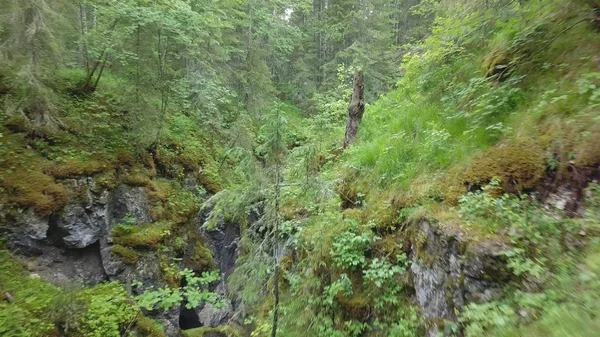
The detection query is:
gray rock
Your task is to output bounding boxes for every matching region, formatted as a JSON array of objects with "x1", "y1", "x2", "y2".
[
  {"x1": 197, "y1": 301, "x2": 232, "y2": 328},
  {"x1": 162, "y1": 319, "x2": 180, "y2": 337},
  {"x1": 410, "y1": 221, "x2": 510, "y2": 336},
  {"x1": 8, "y1": 209, "x2": 50, "y2": 255},
  {"x1": 197, "y1": 203, "x2": 240, "y2": 281},
  {"x1": 111, "y1": 184, "x2": 152, "y2": 225},
  {"x1": 20, "y1": 242, "x2": 108, "y2": 286},
  {"x1": 58, "y1": 205, "x2": 101, "y2": 248},
  {"x1": 16, "y1": 208, "x2": 49, "y2": 240},
  {"x1": 52, "y1": 178, "x2": 111, "y2": 249}
]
